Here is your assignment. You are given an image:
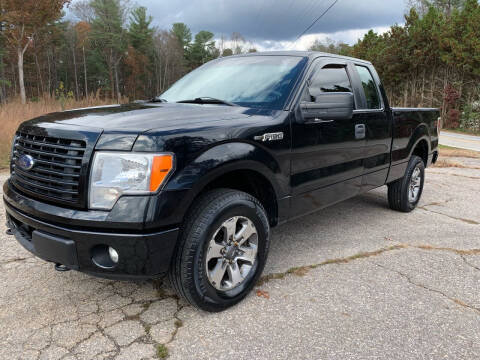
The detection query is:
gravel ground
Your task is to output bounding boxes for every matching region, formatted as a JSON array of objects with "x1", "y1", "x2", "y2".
[{"x1": 1, "y1": 157, "x2": 479, "y2": 360}]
